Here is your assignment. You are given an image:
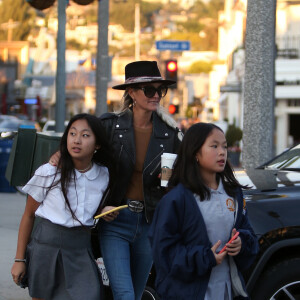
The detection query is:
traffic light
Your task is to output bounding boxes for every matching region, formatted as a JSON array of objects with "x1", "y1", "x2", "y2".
[
  {"x1": 165, "y1": 60, "x2": 178, "y2": 89},
  {"x1": 168, "y1": 104, "x2": 179, "y2": 115}
]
